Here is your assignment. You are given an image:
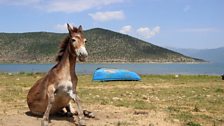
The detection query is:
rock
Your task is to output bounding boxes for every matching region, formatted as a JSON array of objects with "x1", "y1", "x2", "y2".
[
  {"x1": 173, "y1": 119, "x2": 180, "y2": 123},
  {"x1": 200, "y1": 108, "x2": 206, "y2": 112},
  {"x1": 134, "y1": 111, "x2": 148, "y2": 115},
  {"x1": 206, "y1": 95, "x2": 211, "y2": 98},
  {"x1": 112, "y1": 97, "x2": 120, "y2": 101},
  {"x1": 155, "y1": 97, "x2": 160, "y2": 101},
  {"x1": 142, "y1": 95, "x2": 148, "y2": 100}
]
